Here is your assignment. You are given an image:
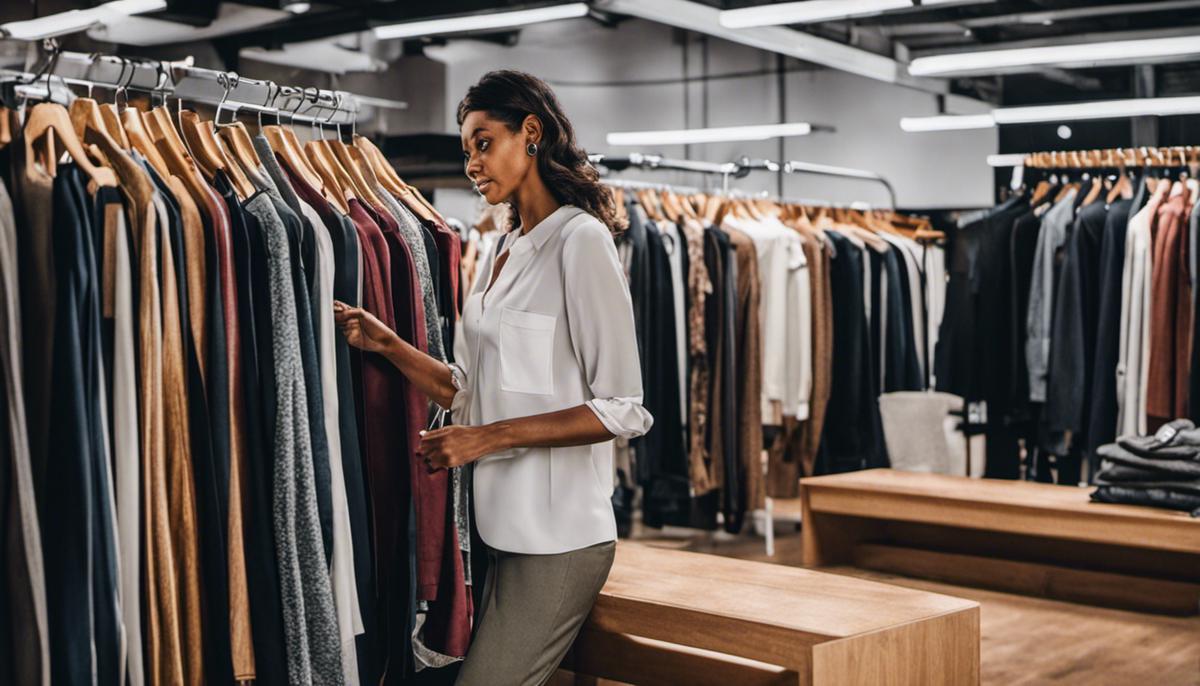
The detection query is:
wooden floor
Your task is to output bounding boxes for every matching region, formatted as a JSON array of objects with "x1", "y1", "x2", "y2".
[{"x1": 628, "y1": 524, "x2": 1200, "y2": 686}]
